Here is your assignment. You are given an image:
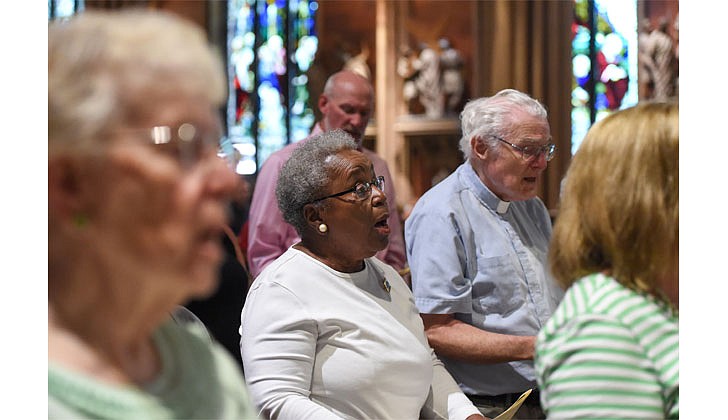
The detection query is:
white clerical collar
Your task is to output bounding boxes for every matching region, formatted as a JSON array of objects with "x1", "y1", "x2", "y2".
[
  {"x1": 496, "y1": 200, "x2": 510, "y2": 214},
  {"x1": 462, "y1": 163, "x2": 511, "y2": 215}
]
